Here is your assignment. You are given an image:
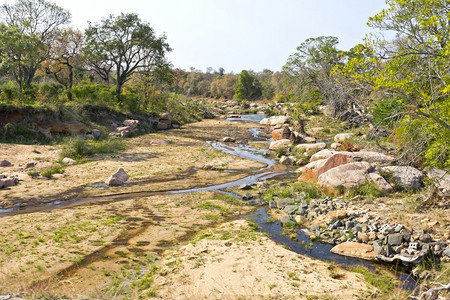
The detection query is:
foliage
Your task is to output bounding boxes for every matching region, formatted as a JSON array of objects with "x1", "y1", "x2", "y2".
[
  {"x1": 348, "y1": 181, "x2": 384, "y2": 199},
  {"x1": 233, "y1": 70, "x2": 262, "y2": 101},
  {"x1": 349, "y1": 266, "x2": 394, "y2": 293},
  {"x1": 262, "y1": 181, "x2": 323, "y2": 202},
  {"x1": 40, "y1": 164, "x2": 63, "y2": 178},
  {"x1": 60, "y1": 137, "x2": 127, "y2": 159},
  {"x1": 84, "y1": 13, "x2": 171, "y2": 97}
]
